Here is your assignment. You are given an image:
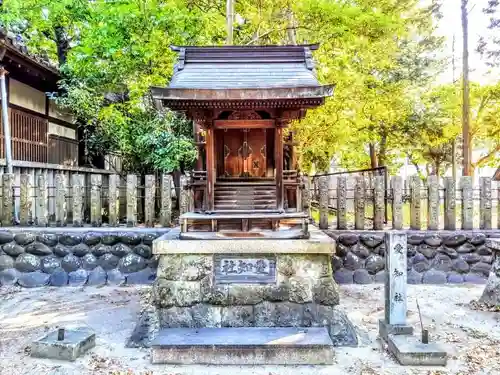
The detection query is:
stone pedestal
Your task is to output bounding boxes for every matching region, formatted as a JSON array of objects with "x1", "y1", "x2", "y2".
[{"x1": 127, "y1": 227, "x2": 358, "y2": 353}]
